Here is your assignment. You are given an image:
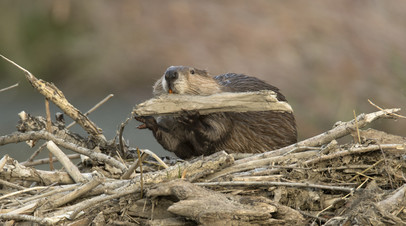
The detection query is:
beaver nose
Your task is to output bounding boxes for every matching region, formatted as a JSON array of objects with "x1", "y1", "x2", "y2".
[{"x1": 165, "y1": 70, "x2": 178, "y2": 82}]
